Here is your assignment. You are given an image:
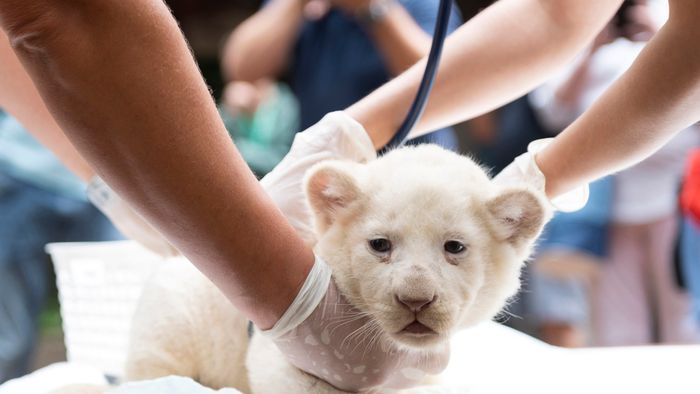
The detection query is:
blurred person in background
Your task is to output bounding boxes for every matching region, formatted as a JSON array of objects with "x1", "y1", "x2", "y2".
[
  {"x1": 222, "y1": 0, "x2": 462, "y2": 150},
  {"x1": 0, "y1": 112, "x2": 122, "y2": 383},
  {"x1": 679, "y1": 151, "x2": 700, "y2": 325},
  {"x1": 528, "y1": 0, "x2": 700, "y2": 346},
  {"x1": 526, "y1": 178, "x2": 613, "y2": 347},
  {"x1": 460, "y1": 95, "x2": 613, "y2": 346},
  {"x1": 219, "y1": 79, "x2": 300, "y2": 177}
]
